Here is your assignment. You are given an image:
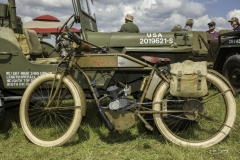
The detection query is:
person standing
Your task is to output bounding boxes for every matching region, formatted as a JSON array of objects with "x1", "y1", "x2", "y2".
[
  {"x1": 119, "y1": 13, "x2": 140, "y2": 33},
  {"x1": 206, "y1": 21, "x2": 219, "y2": 39},
  {"x1": 228, "y1": 17, "x2": 240, "y2": 31},
  {"x1": 183, "y1": 19, "x2": 194, "y2": 31}
]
